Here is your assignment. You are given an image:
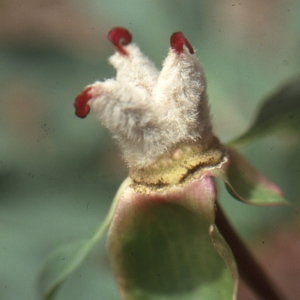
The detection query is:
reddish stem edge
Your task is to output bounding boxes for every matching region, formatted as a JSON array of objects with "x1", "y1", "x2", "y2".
[{"x1": 215, "y1": 202, "x2": 287, "y2": 300}]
